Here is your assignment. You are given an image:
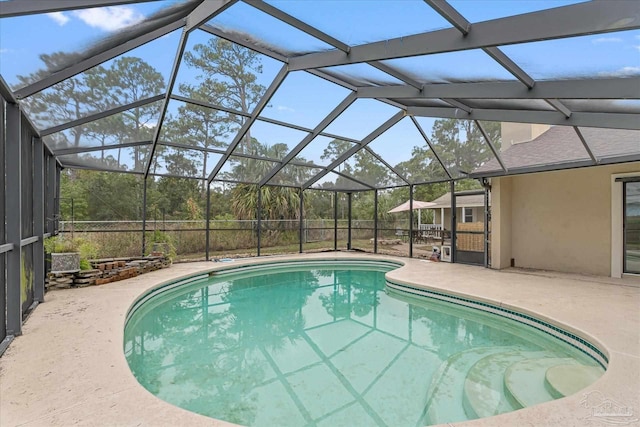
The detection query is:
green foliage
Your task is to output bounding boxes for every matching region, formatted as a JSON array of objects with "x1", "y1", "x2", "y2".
[
  {"x1": 44, "y1": 235, "x2": 80, "y2": 253},
  {"x1": 18, "y1": 54, "x2": 164, "y2": 162},
  {"x1": 60, "y1": 169, "x2": 143, "y2": 221},
  {"x1": 79, "y1": 259, "x2": 92, "y2": 270},
  {"x1": 23, "y1": 45, "x2": 500, "y2": 262},
  {"x1": 230, "y1": 184, "x2": 307, "y2": 221},
  {"x1": 146, "y1": 230, "x2": 177, "y2": 260},
  {"x1": 93, "y1": 232, "x2": 142, "y2": 258},
  {"x1": 148, "y1": 230, "x2": 172, "y2": 244},
  {"x1": 184, "y1": 38, "x2": 265, "y2": 116},
  {"x1": 78, "y1": 238, "x2": 100, "y2": 262},
  {"x1": 44, "y1": 235, "x2": 100, "y2": 269},
  {"x1": 154, "y1": 176, "x2": 202, "y2": 219}
]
